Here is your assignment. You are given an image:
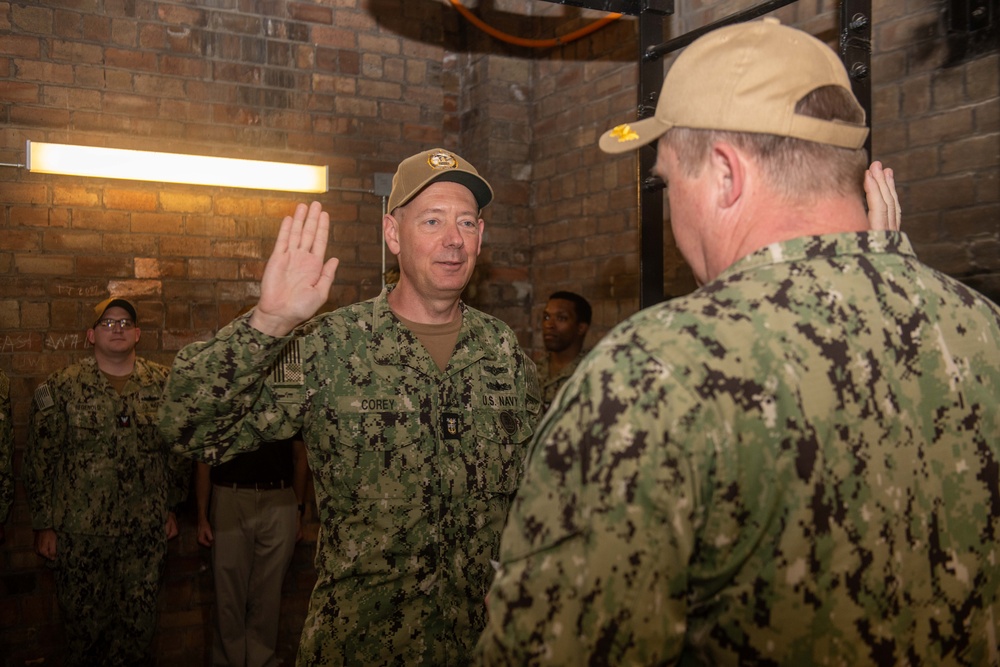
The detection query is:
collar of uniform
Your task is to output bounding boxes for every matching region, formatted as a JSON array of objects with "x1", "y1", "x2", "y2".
[
  {"x1": 717, "y1": 231, "x2": 915, "y2": 283},
  {"x1": 83, "y1": 355, "x2": 158, "y2": 389},
  {"x1": 369, "y1": 286, "x2": 491, "y2": 374}
]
